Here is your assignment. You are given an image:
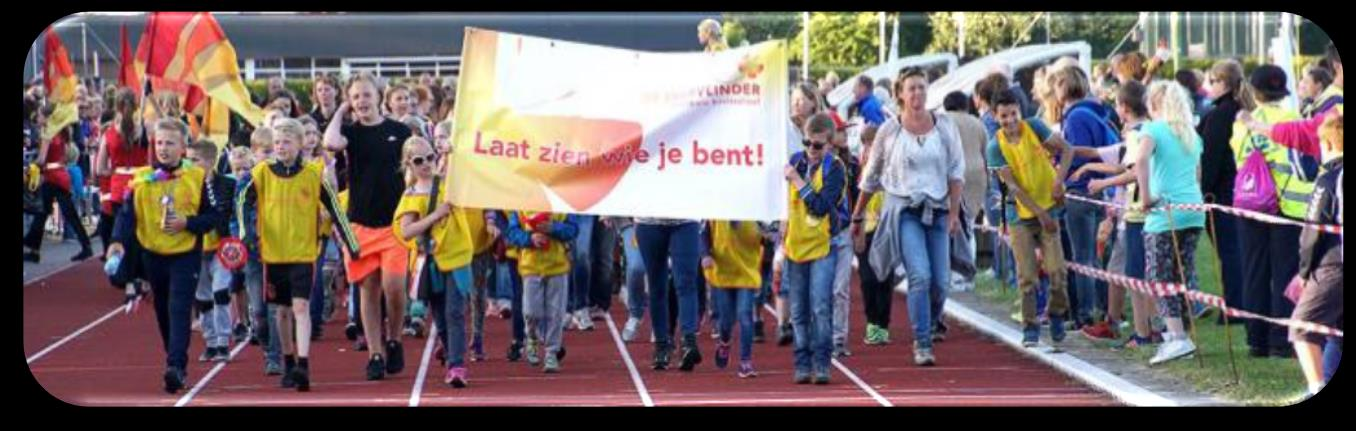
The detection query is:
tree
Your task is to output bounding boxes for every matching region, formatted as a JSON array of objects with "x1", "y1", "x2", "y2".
[
  {"x1": 723, "y1": 12, "x2": 800, "y2": 48},
  {"x1": 927, "y1": 12, "x2": 1138, "y2": 58}
]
